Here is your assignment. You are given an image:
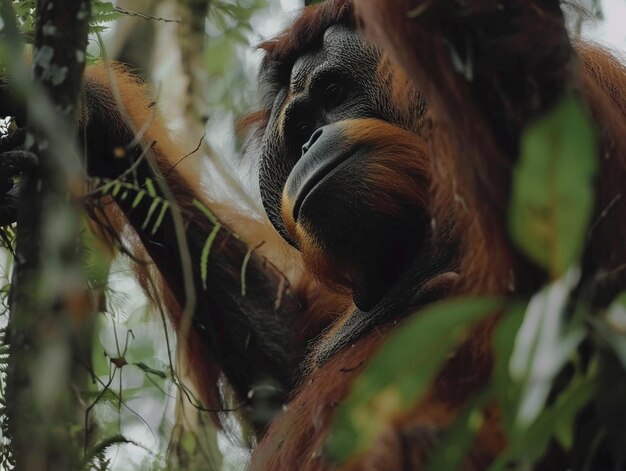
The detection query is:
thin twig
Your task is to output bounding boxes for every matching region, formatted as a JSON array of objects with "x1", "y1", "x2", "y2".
[
  {"x1": 166, "y1": 134, "x2": 205, "y2": 177},
  {"x1": 114, "y1": 7, "x2": 180, "y2": 23}
]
